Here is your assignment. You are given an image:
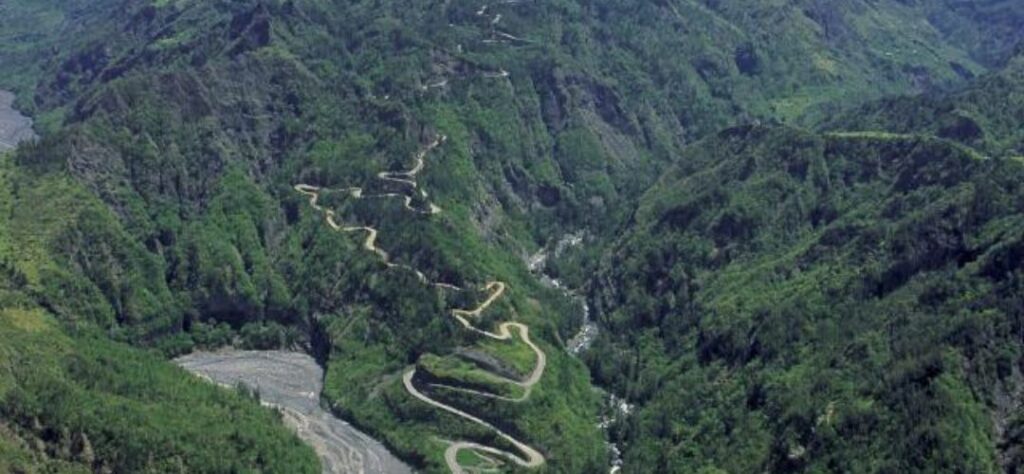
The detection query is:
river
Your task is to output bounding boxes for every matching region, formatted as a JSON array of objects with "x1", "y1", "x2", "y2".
[
  {"x1": 527, "y1": 232, "x2": 598, "y2": 355},
  {"x1": 0, "y1": 90, "x2": 37, "y2": 150},
  {"x1": 527, "y1": 233, "x2": 629, "y2": 472},
  {"x1": 175, "y1": 351, "x2": 412, "y2": 474}
]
